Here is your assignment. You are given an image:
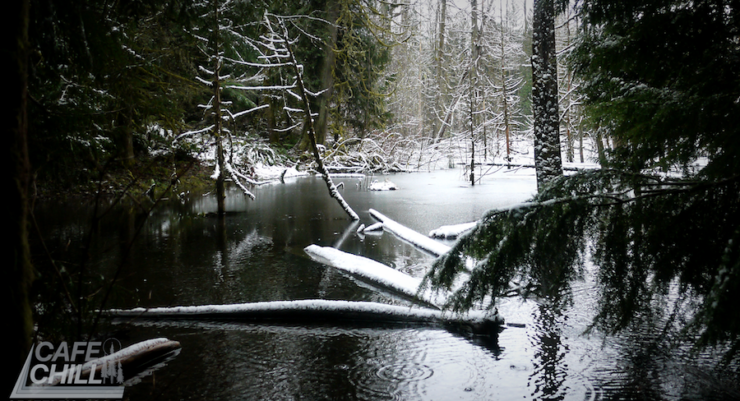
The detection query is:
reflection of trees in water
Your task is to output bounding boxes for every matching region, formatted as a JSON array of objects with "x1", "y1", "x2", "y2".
[{"x1": 529, "y1": 303, "x2": 569, "y2": 401}]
